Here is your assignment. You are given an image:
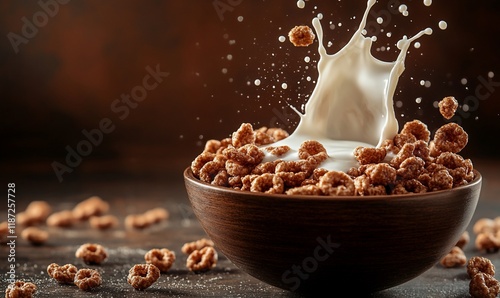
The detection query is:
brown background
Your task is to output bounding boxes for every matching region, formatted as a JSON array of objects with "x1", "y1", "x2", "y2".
[{"x1": 1, "y1": 0, "x2": 499, "y2": 188}]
